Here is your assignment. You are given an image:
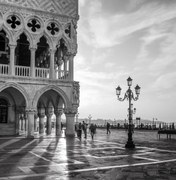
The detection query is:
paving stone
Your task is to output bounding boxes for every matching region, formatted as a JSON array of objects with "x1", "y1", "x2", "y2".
[{"x1": 0, "y1": 129, "x2": 176, "y2": 179}]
